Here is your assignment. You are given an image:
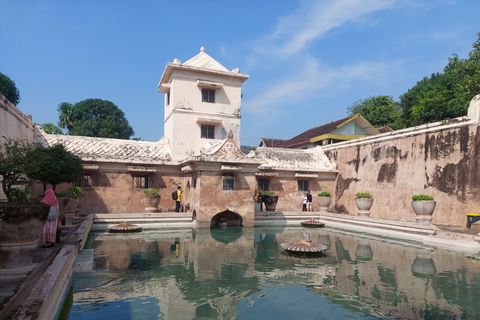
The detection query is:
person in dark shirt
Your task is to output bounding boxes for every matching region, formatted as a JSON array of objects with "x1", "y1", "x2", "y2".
[{"x1": 306, "y1": 190, "x2": 313, "y2": 212}]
